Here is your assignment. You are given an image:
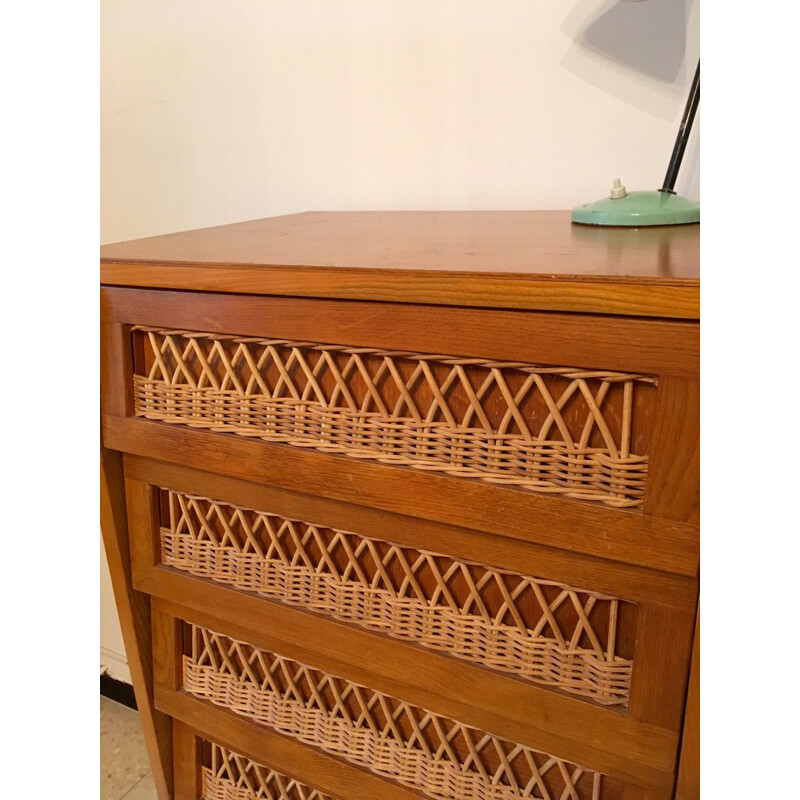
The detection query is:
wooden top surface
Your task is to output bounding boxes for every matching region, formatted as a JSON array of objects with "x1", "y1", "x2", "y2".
[{"x1": 100, "y1": 211, "x2": 700, "y2": 319}]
